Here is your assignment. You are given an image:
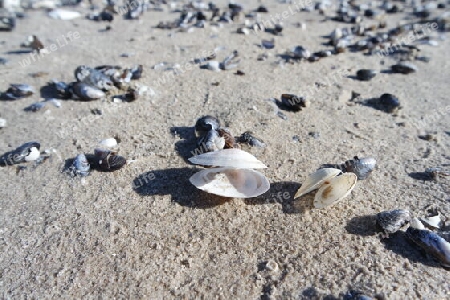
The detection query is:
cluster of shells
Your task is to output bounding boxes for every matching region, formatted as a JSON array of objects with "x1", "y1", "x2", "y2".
[{"x1": 376, "y1": 209, "x2": 450, "y2": 268}]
